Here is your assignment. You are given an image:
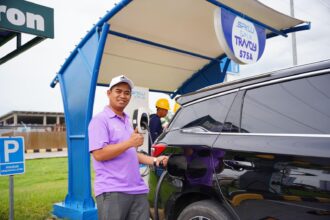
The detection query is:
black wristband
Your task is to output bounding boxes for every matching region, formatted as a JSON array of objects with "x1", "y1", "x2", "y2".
[{"x1": 153, "y1": 157, "x2": 157, "y2": 167}]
